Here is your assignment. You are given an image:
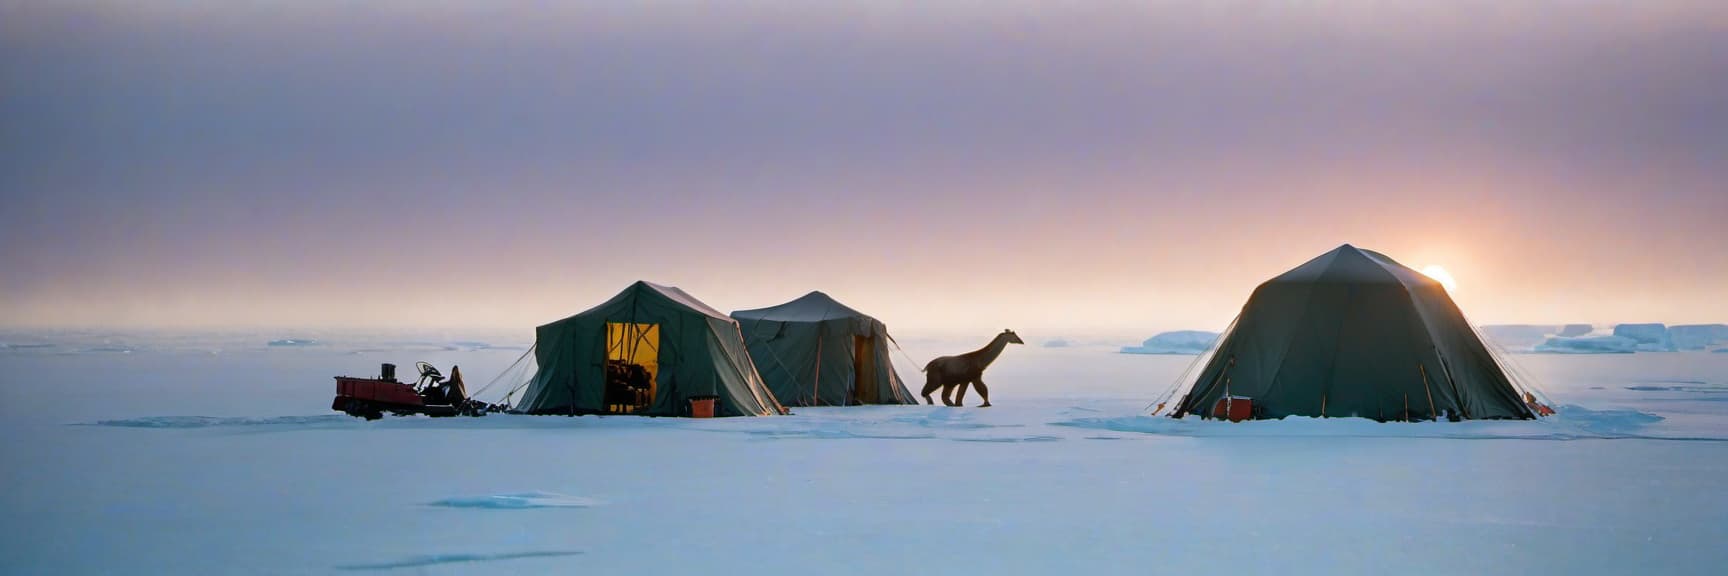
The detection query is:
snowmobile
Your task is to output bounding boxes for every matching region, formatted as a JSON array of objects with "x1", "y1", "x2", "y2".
[{"x1": 332, "y1": 362, "x2": 487, "y2": 420}]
